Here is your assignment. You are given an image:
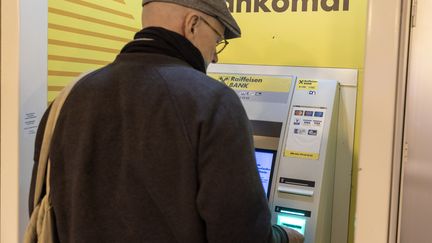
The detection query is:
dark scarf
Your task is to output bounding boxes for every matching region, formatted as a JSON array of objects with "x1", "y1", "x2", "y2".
[{"x1": 120, "y1": 27, "x2": 206, "y2": 73}]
